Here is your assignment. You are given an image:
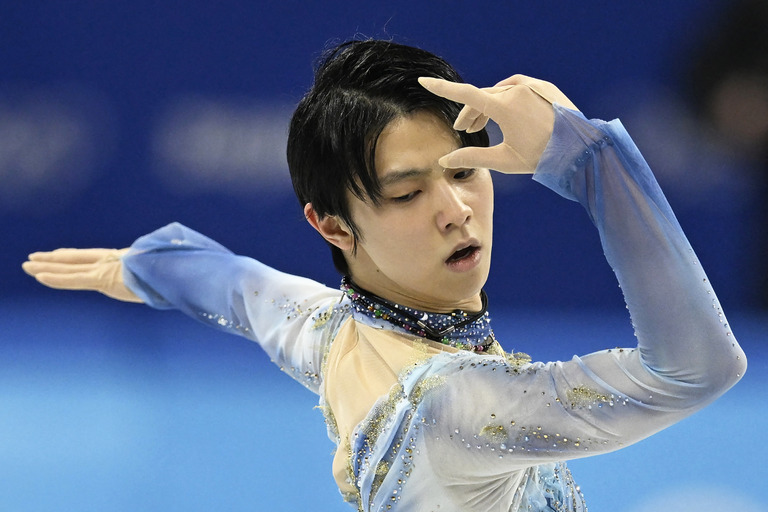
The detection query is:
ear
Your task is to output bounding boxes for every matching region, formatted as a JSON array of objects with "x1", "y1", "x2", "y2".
[{"x1": 304, "y1": 203, "x2": 355, "y2": 252}]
